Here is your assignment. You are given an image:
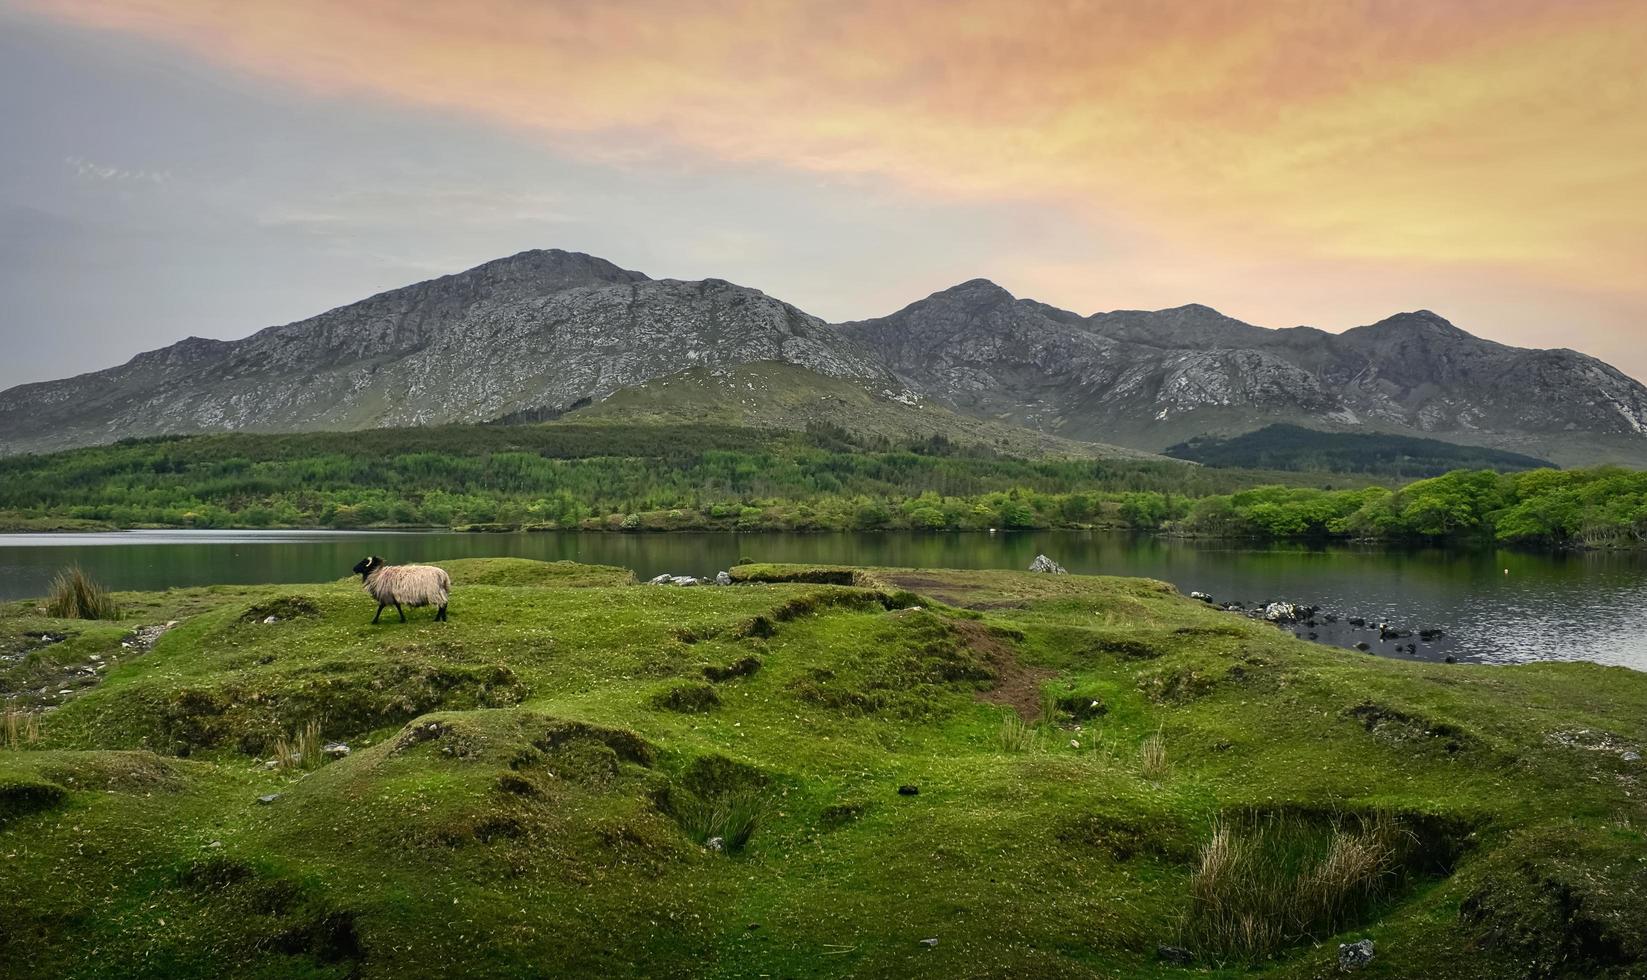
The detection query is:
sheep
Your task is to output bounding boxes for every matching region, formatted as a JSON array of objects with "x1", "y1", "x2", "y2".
[{"x1": 351, "y1": 556, "x2": 450, "y2": 623}]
